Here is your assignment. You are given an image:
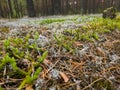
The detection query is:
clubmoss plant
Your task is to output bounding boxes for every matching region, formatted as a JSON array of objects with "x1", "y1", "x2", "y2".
[
  {"x1": 38, "y1": 51, "x2": 48, "y2": 63},
  {"x1": 0, "y1": 31, "x2": 48, "y2": 89},
  {"x1": 53, "y1": 33, "x2": 74, "y2": 51},
  {"x1": 0, "y1": 86, "x2": 3, "y2": 90},
  {"x1": 3, "y1": 39, "x2": 10, "y2": 49},
  {"x1": 18, "y1": 67, "x2": 42, "y2": 90},
  {"x1": 0, "y1": 53, "x2": 27, "y2": 75},
  {"x1": 18, "y1": 50, "x2": 48, "y2": 89}
]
